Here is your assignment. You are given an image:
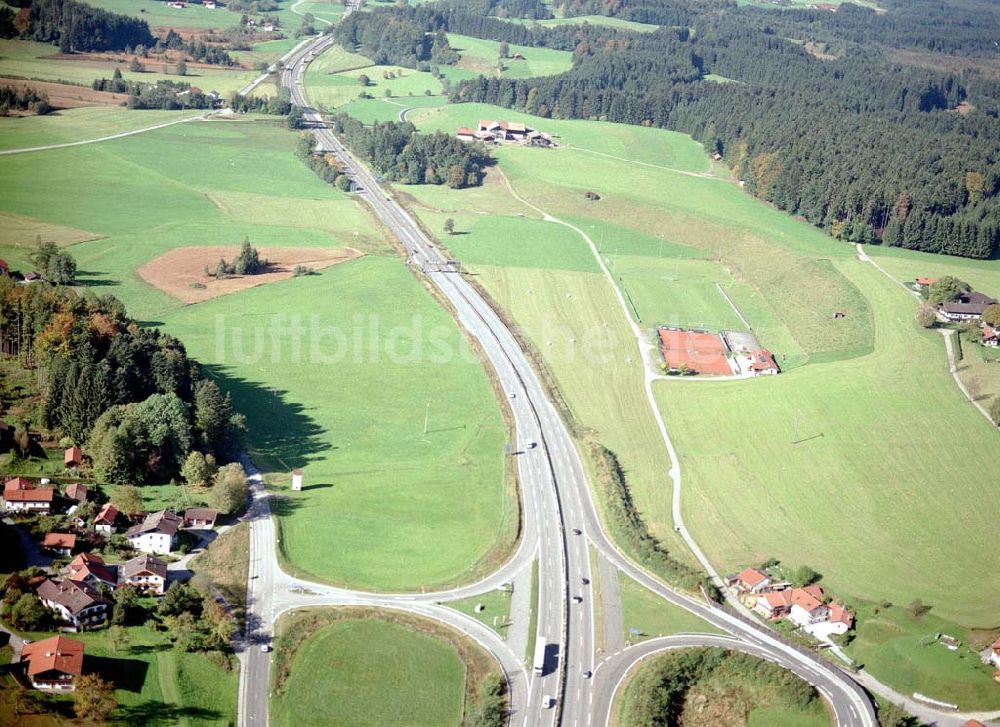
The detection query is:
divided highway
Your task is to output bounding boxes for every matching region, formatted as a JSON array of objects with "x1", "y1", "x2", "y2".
[{"x1": 233, "y1": 28, "x2": 879, "y2": 727}]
